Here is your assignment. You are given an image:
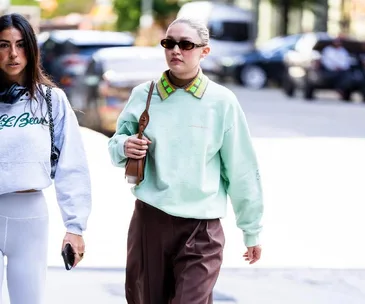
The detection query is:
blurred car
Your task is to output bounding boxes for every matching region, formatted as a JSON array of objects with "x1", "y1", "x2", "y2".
[
  {"x1": 178, "y1": 1, "x2": 255, "y2": 77},
  {"x1": 282, "y1": 32, "x2": 365, "y2": 101},
  {"x1": 77, "y1": 46, "x2": 168, "y2": 135},
  {"x1": 37, "y1": 31, "x2": 50, "y2": 49},
  {"x1": 219, "y1": 34, "x2": 303, "y2": 89},
  {"x1": 39, "y1": 30, "x2": 135, "y2": 105}
]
